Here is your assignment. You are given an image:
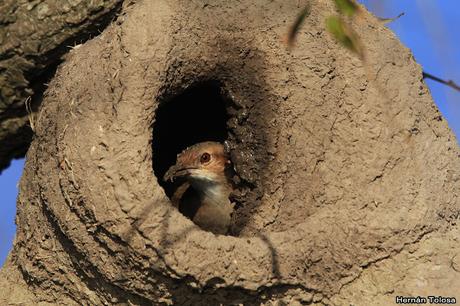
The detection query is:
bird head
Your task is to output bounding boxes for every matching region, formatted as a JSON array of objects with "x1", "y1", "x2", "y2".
[{"x1": 163, "y1": 142, "x2": 230, "y2": 186}]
